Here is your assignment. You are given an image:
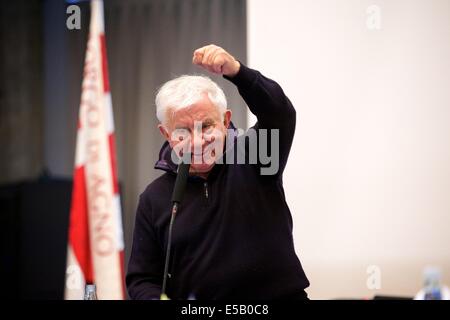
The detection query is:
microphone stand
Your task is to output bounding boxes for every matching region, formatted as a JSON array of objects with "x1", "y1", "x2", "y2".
[
  {"x1": 160, "y1": 202, "x2": 178, "y2": 300},
  {"x1": 160, "y1": 160, "x2": 190, "y2": 300}
]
